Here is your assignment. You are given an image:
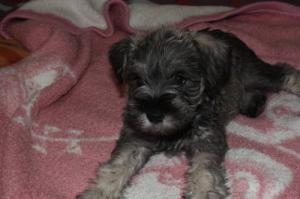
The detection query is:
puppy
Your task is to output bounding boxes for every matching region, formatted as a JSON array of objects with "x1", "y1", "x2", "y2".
[{"x1": 77, "y1": 28, "x2": 300, "y2": 199}]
